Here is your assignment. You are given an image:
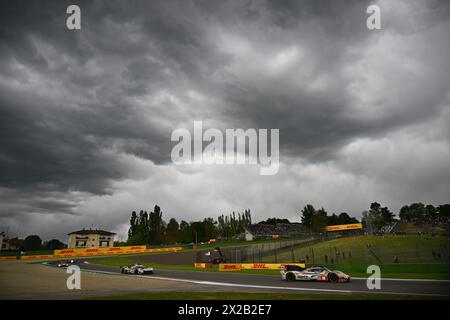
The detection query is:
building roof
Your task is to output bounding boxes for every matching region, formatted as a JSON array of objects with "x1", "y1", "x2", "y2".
[
  {"x1": 68, "y1": 229, "x2": 116, "y2": 236},
  {"x1": 245, "y1": 223, "x2": 310, "y2": 237}
]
